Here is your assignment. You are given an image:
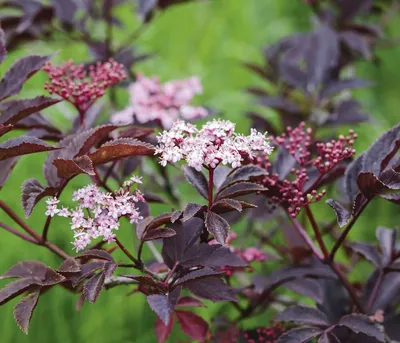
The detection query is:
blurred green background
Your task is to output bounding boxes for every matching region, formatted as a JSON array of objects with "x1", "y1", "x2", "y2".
[{"x1": 1, "y1": 0, "x2": 400, "y2": 342}]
